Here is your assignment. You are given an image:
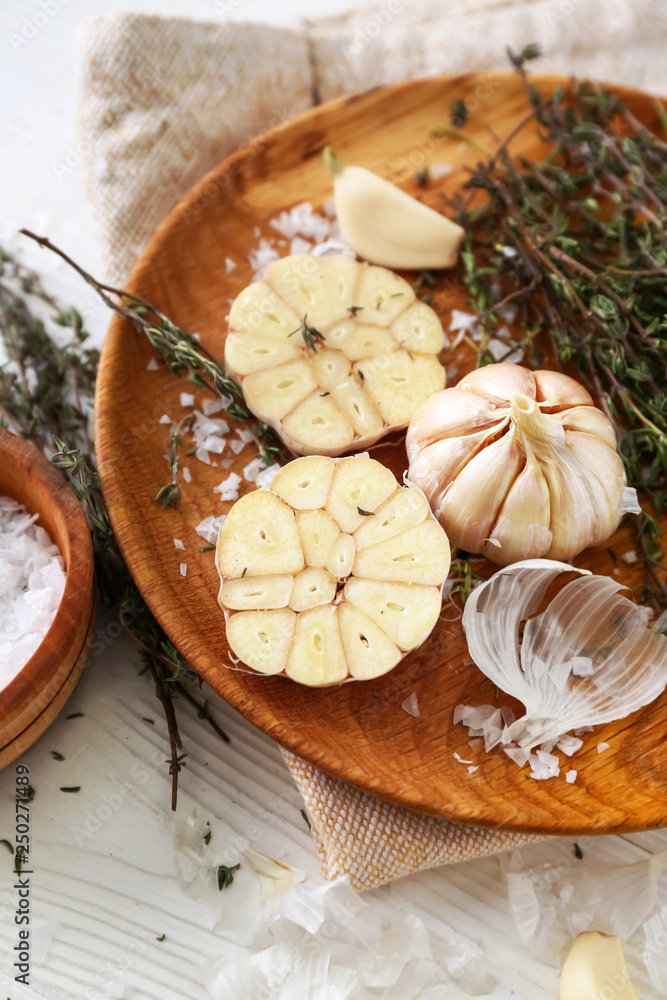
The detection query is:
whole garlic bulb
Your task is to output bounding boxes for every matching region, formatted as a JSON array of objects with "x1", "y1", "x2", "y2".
[{"x1": 407, "y1": 363, "x2": 629, "y2": 565}]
